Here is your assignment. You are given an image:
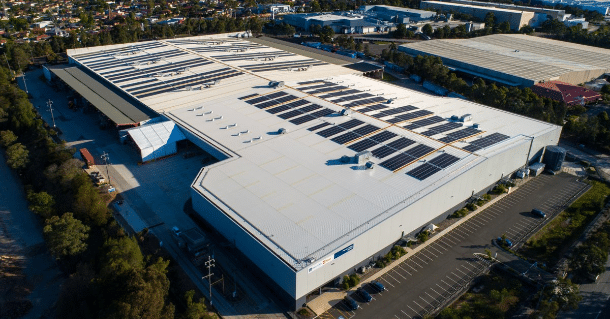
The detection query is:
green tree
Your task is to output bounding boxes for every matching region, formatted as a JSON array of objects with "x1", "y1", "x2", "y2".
[
  {"x1": 422, "y1": 24, "x2": 433, "y2": 36},
  {"x1": 5, "y1": 142, "x2": 29, "y2": 169},
  {"x1": 497, "y1": 21, "x2": 511, "y2": 34},
  {"x1": 0, "y1": 130, "x2": 17, "y2": 147},
  {"x1": 182, "y1": 290, "x2": 211, "y2": 319},
  {"x1": 394, "y1": 23, "x2": 408, "y2": 38},
  {"x1": 27, "y1": 190, "x2": 55, "y2": 218},
  {"x1": 73, "y1": 180, "x2": 110, "y2": 226},
  {"x1": 43, "y1": 213, "x2": 90, "y2": 258}
]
